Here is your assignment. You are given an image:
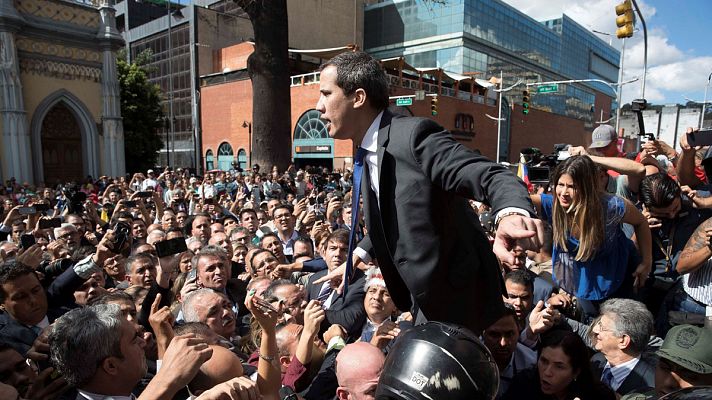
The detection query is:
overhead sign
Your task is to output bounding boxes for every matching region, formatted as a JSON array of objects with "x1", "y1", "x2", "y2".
[
  {"x1": 395, "y1": 97, "x2": 413, "y2": 106},
  {"x1": 537, "y1": 84, "x2": 559, "y2": 93},
  {"x1": 295, "y1": 145, "x2": 331, "y2": 154}
]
